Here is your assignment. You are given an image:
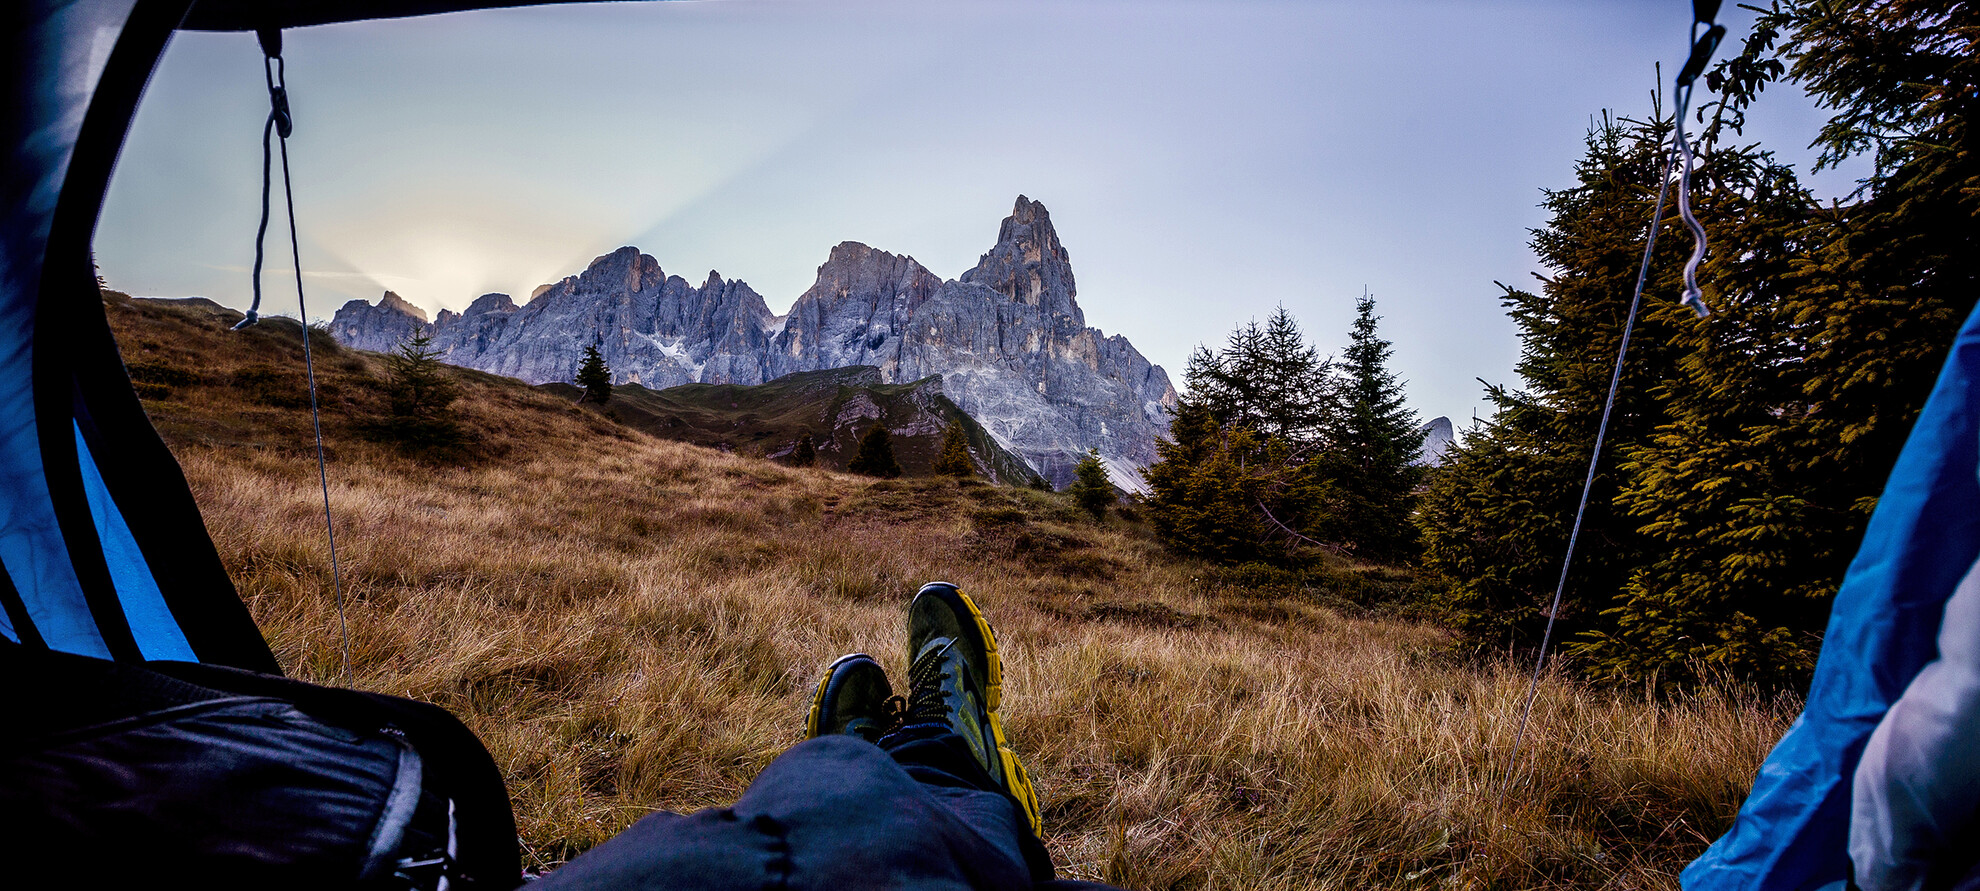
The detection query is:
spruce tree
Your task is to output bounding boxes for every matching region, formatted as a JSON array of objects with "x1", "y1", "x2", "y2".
[
  {"x1": 1144, "y1": 399, "x2": 1282, "y2": 563},
  {"x1": 1185, "y1": 306, "x2": 1331, "y2": 449},
  {"x1": 790, "y1": 432, "x2": 817, "y2": 468},
  {"x1": 1068, "y1": 449, "x2": 1114, "y2": 520},
  {"x1": 1563, "y1": 1, "x2": 1980, "y2": 687},
  {"x1": 384, "y1": 331, "x2": 462, "y2": 450},
  {"x1": 1421, "y1": 1, "x2": 1978, "y2": 688},
  {"x1": 1311, "y1": 293, "x2": 1424, "y2": 560},
  {"x1": 847, "y1": 424, "x2": 902, "y2": 478},
  {"x1": 933, "y1": 421, "x2": 974, "y2": 477},
  {"x1": 1150, "y1": 308, "x2": 1339, "y2": 563},
  {"x1": 575, "y1": 344, "x2": 612, "y2": 404},
  {"x1": 1418, "y1": 110, "x2": 1692, "y2": 651}
]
